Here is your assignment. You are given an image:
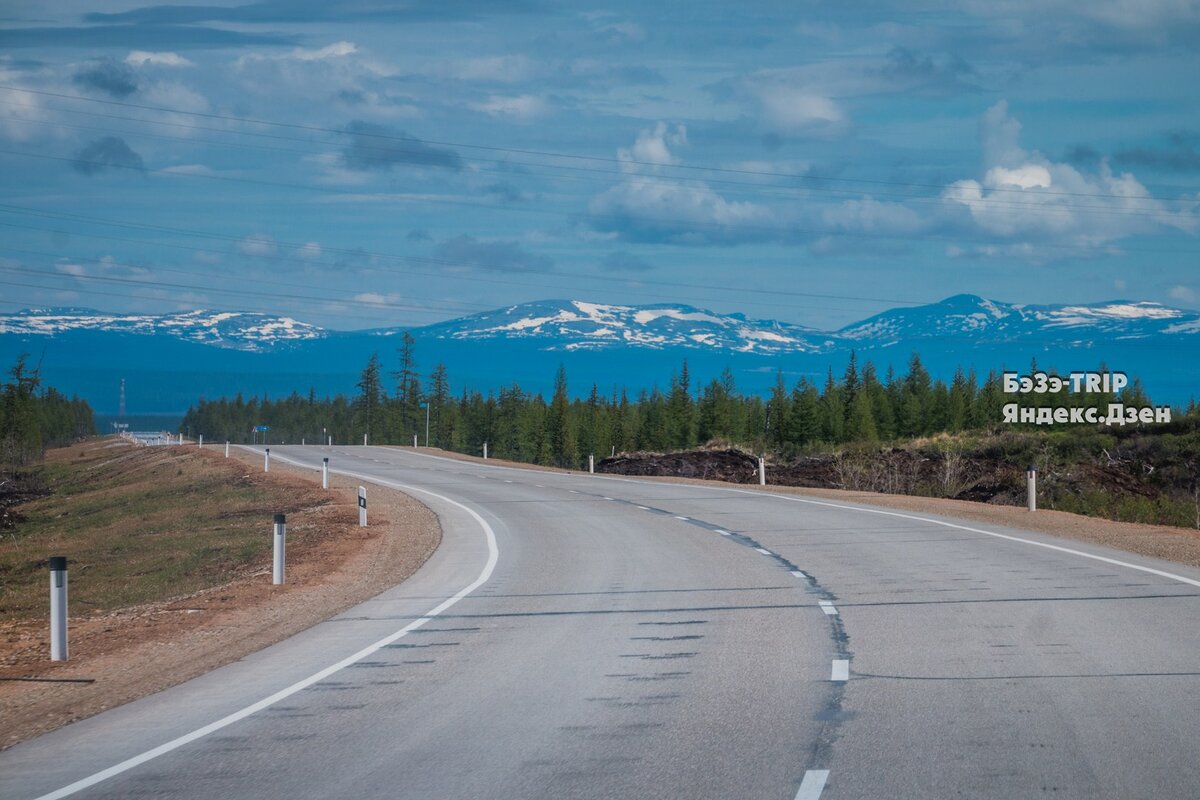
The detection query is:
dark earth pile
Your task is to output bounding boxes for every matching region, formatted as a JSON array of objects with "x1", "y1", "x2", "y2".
[
  {"x1": 0, "y1": 473, "x2": 51, "y2": 531},
  {"x1": 598, "y1": 435, "x2": 1200, "y2": 528}
]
